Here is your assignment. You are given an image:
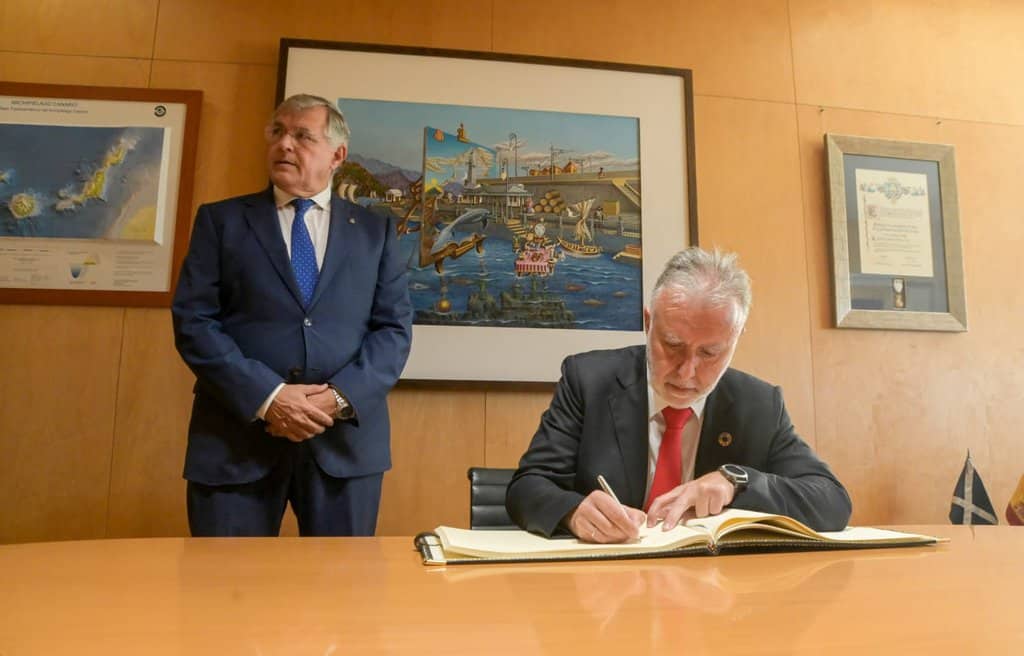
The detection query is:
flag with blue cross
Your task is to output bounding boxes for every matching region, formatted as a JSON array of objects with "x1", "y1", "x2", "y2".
[{"x1": 949, "y1": 450, "x2": 998, "y2": 525}]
